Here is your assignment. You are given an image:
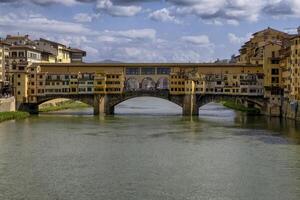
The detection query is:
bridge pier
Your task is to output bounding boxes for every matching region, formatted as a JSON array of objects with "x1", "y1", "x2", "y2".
[
  {"x1": 182, "y1": 94, "x2": 199, "y2": 116},
  {"x1": 18, "y1": 103, "x2": 39, "y2": 114},
  {"x1": 94, "y1": 95, "x2": 114, "y2": 115}
]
